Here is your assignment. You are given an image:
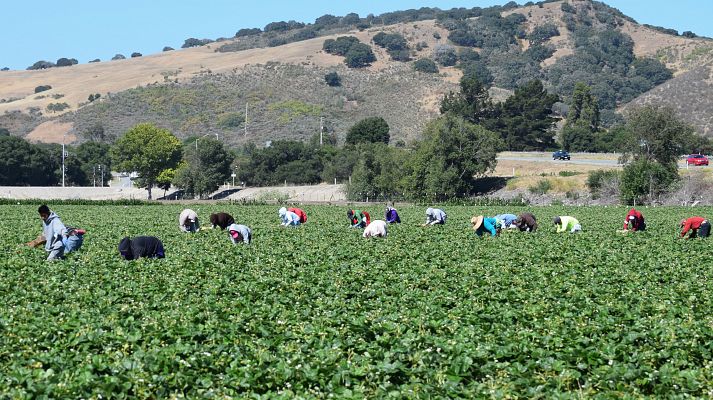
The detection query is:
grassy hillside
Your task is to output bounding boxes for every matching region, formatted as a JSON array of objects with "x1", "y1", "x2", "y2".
[{"x1": 0, "y1": 0, "x2": 711, "y2": 144}]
